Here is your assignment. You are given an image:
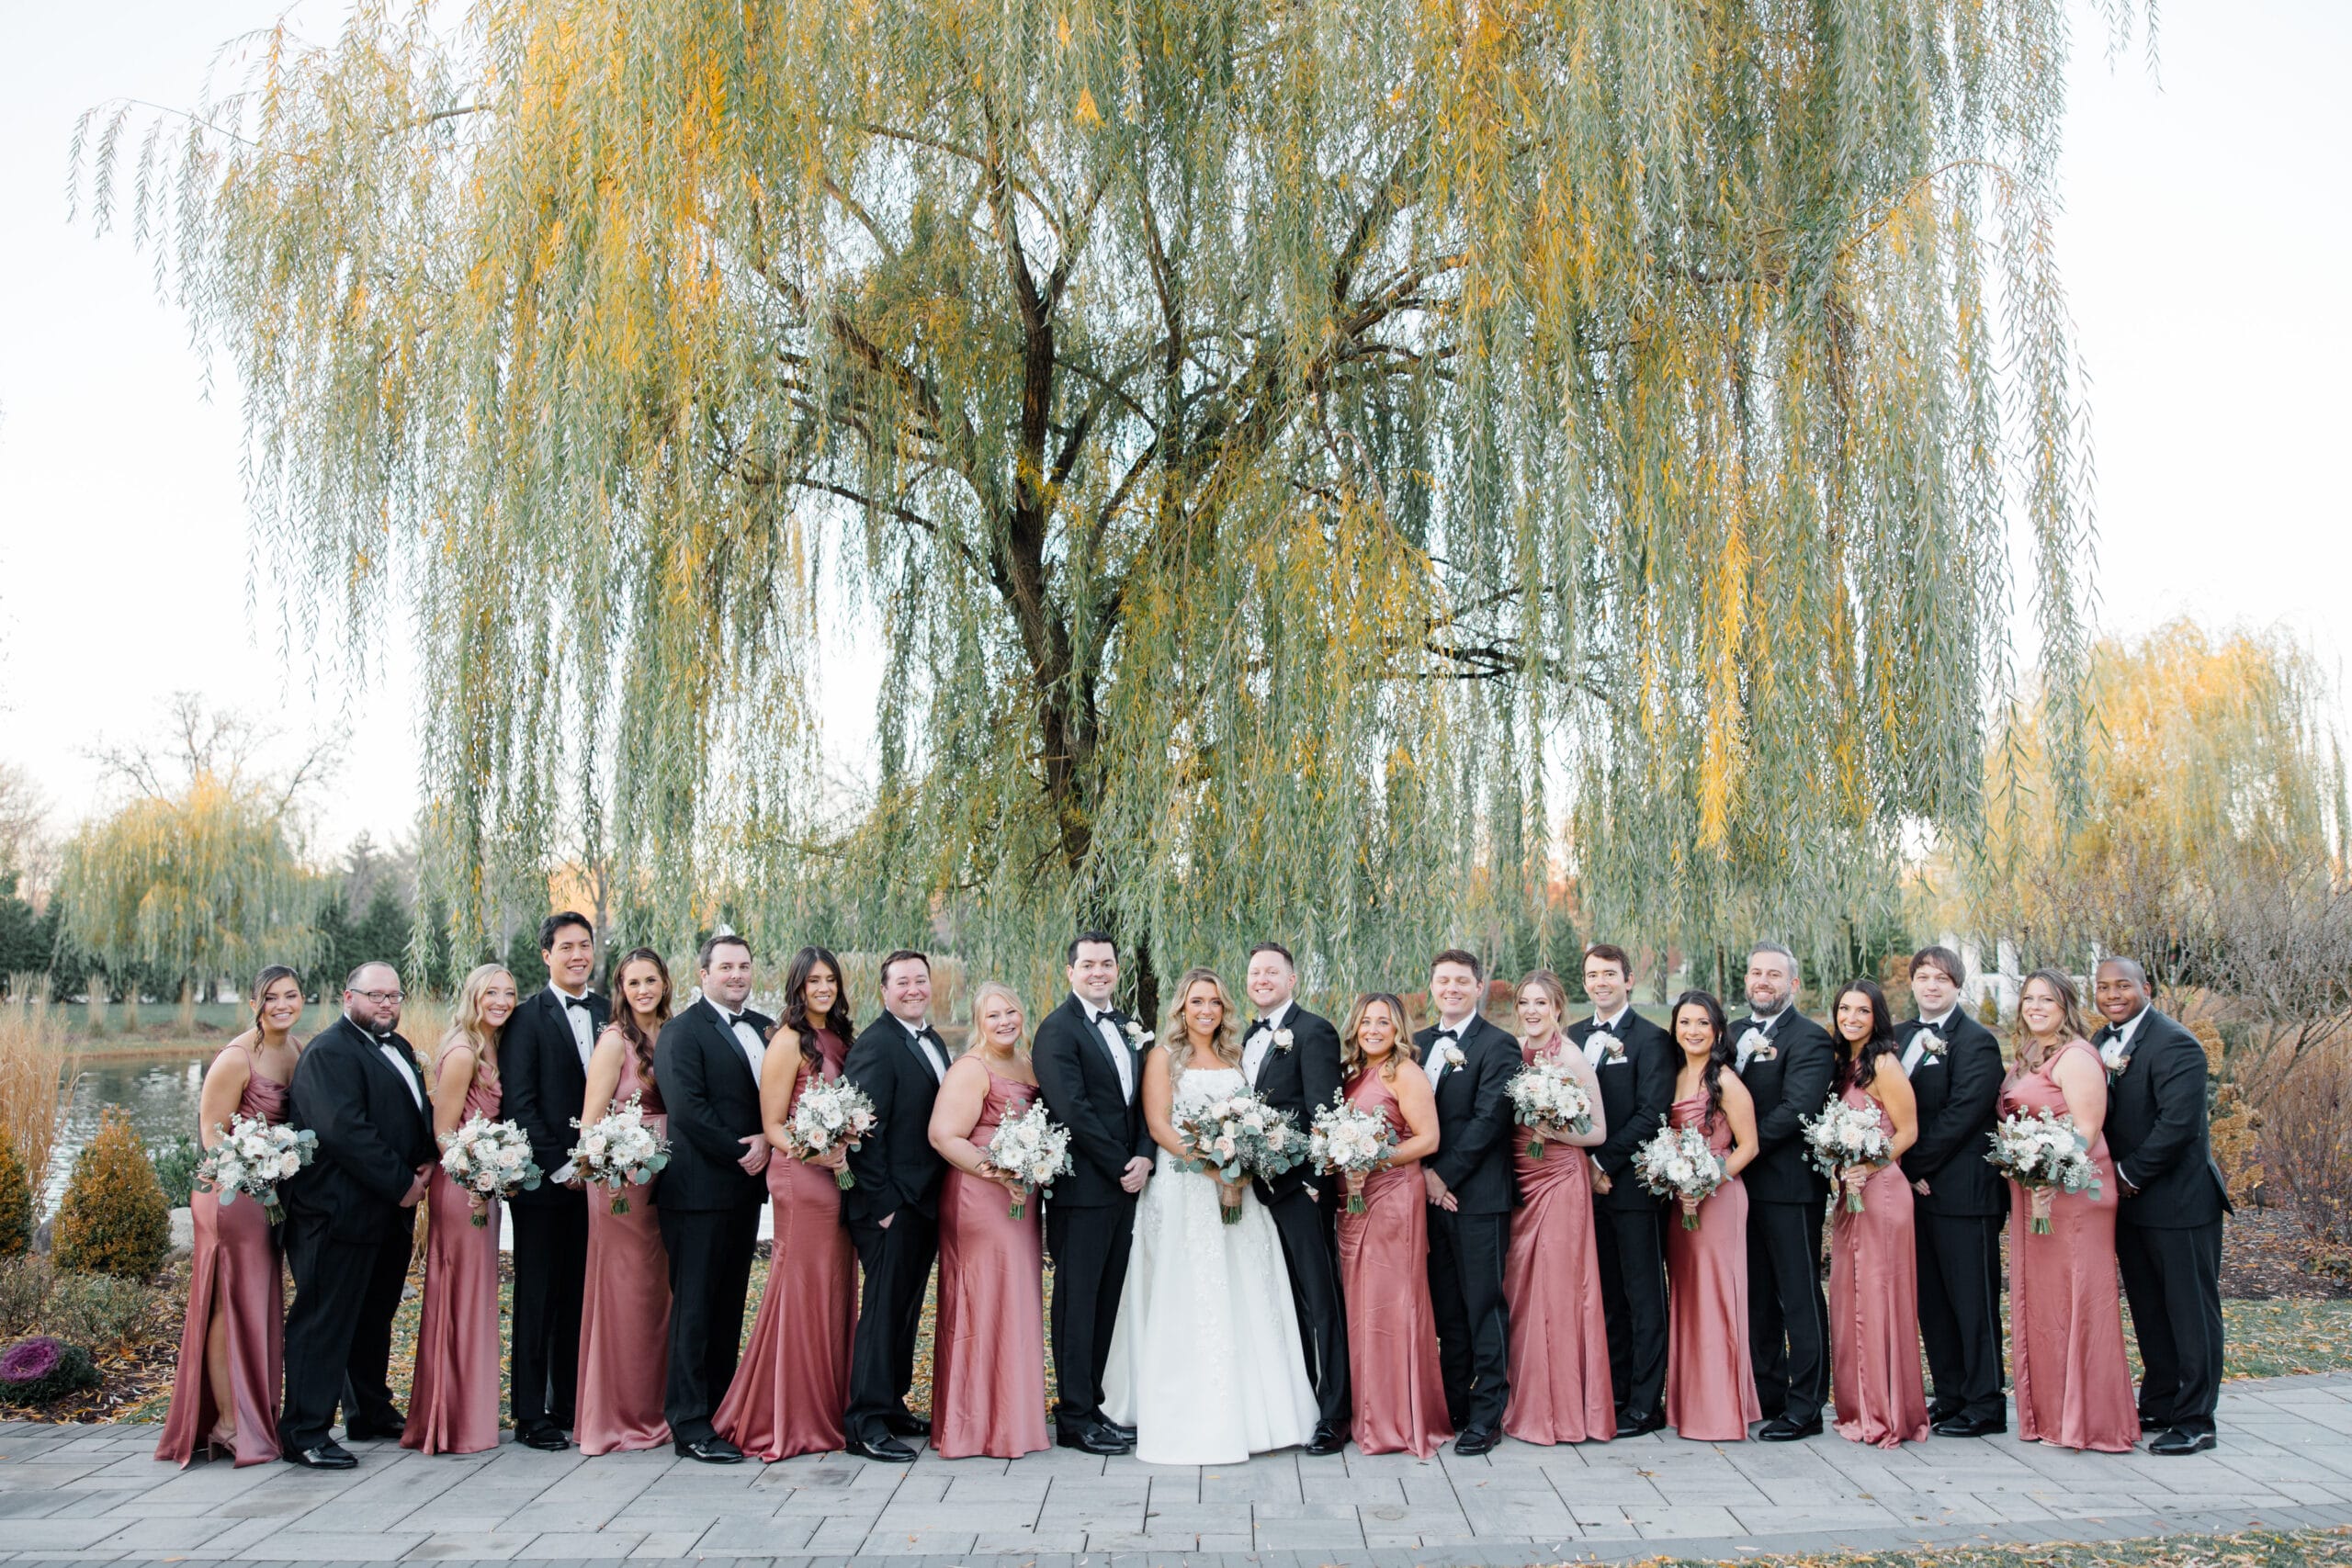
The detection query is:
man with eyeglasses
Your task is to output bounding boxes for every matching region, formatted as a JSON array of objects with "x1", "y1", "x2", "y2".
[{"x1": 277, "y1": 962, "x2": 436, "y2": 1469}]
